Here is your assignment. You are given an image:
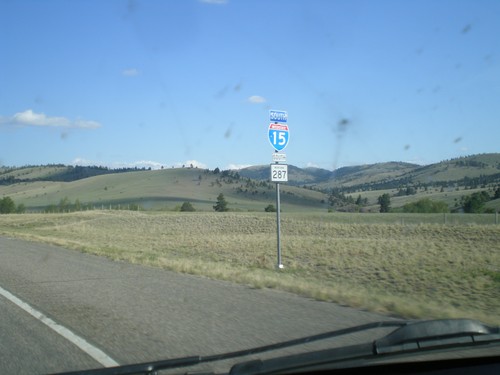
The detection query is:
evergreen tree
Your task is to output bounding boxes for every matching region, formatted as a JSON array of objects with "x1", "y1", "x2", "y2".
[
  {"x1": 213, "y1": 193, "x2": 228, "y2": 212},
  {"x1": 355, "y1": 194, "x2": 363, "y2": 205},
  {"x1": 0, "y1": 196, "x2": 16, "y2": 214},
  {"x1": 377, "y1": 193, "x2": 391, "y2": 213}
]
